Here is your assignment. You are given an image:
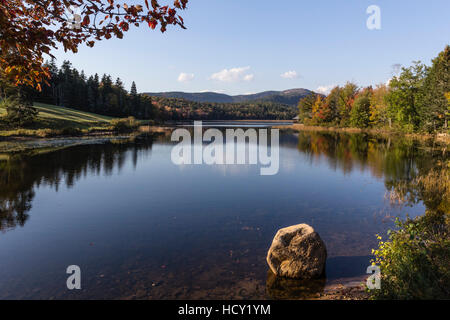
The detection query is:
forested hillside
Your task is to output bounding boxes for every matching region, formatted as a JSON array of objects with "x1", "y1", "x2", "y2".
[
  {"x1": 297, "y1": 45, "x2": 449, "y2": 133},
  {"x1": 144, "y1": 88, "x2": 314, "y2": 106}
]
